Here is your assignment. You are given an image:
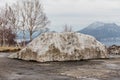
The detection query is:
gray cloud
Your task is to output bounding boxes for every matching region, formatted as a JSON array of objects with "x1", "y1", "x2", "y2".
[
  {"x1": 41, "y1": 0, "x2": 120, "y2": 31},
  {"x1": 0, "y1": 0, "x2": 17, "y2": 7},
  {"x1": 0, "y1": 0, "x2": 120, "y2": 31}
]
